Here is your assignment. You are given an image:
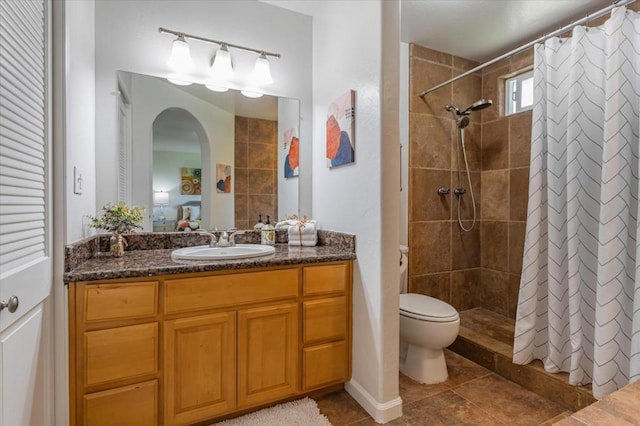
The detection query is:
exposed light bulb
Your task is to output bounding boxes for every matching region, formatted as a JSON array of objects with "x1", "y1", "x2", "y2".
[
  {"x1": 206, "y1": 83, "x2": 229, "y2": 92},
  {"x1": 249, "y1": 53, "x2": 273, "y2": 86},
  {"x1": 241, "y1": 89, "x2": 263, "y2": 98},
  {"x1": 210, "y1": 45, "x2": 234, "y2": 82},
  {"x1": 168, "y1": 35, "x2": 192, "y2": 72},
  {"x1": 167, "y1": 76, "x2": 192, "y2": 86}
]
